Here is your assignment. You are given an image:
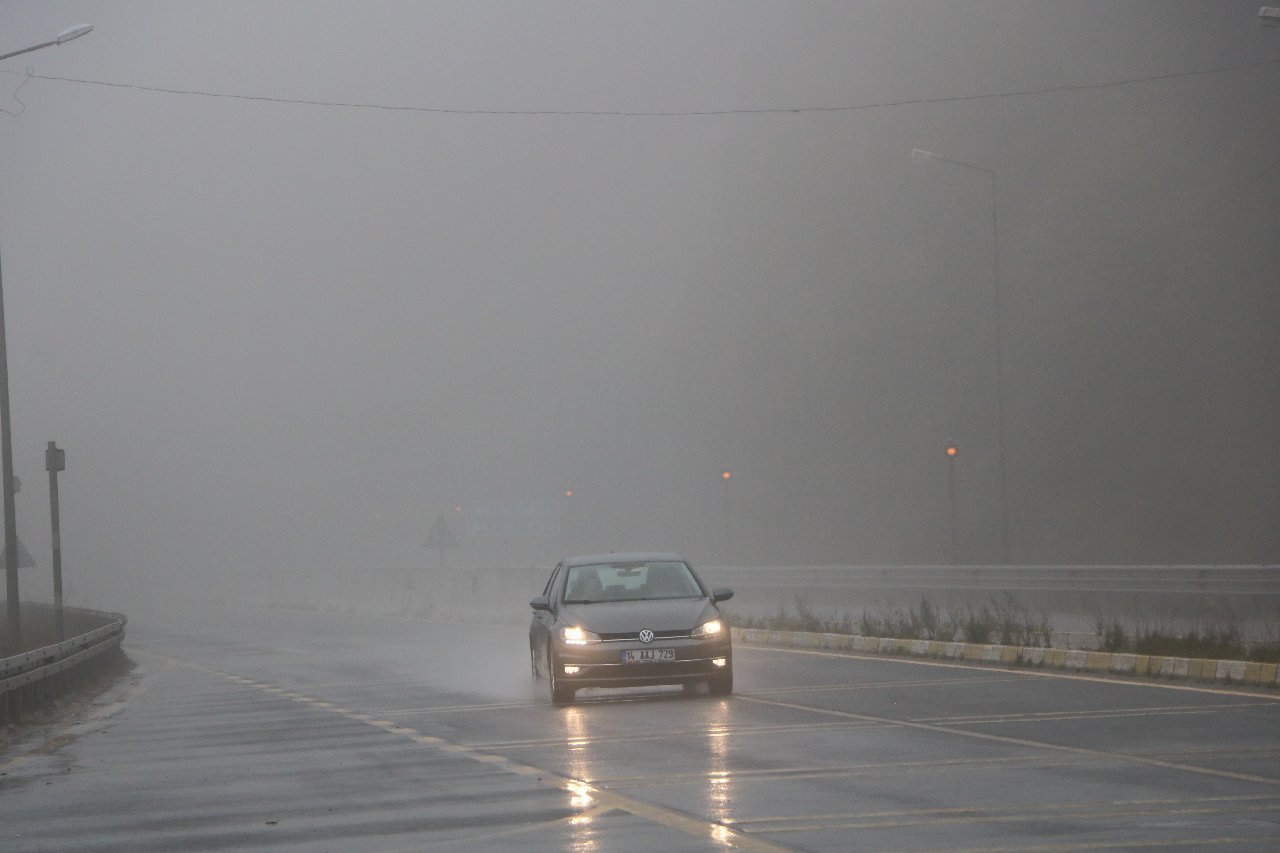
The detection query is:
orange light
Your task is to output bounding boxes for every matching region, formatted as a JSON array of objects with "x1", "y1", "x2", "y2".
[
  {"x1": 722, "y1": 471, "x2": 732, "y2": 480},
  {"x1": 565, "y1": 490, "x2": 573, "y2": 498},
  {"x1": 945, "y1": 445, "x2": 958, "y2": 458}
]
